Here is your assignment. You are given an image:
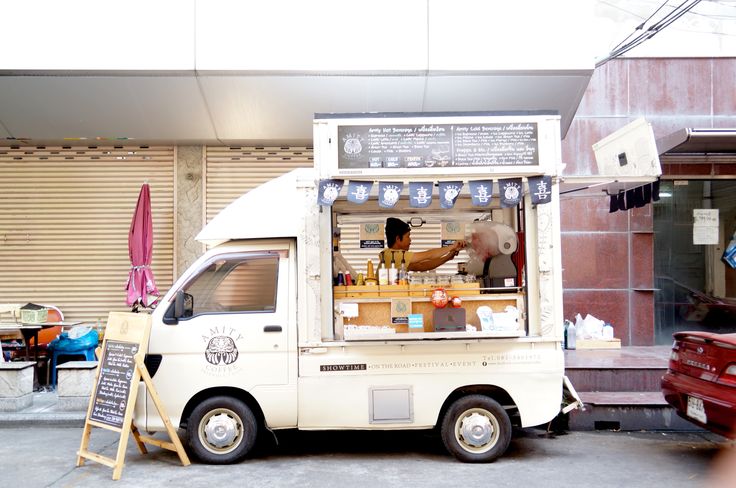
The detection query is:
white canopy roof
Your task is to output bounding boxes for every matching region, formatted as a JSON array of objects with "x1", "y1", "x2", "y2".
[{"x1": 196, "y1": 168, "x2": 316, "y2": 246}]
